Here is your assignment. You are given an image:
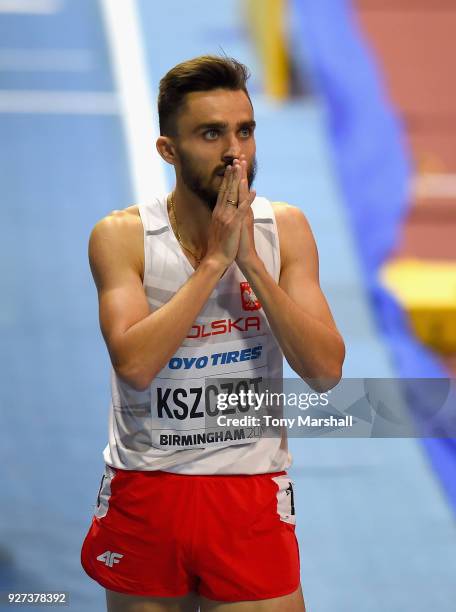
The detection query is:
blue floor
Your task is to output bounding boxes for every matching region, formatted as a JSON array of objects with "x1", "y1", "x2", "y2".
[
  {"x1": 1, "y1": 1, "x2": 455, "y2": 611},
  {"x1": 0, "y1": 2, "x2": 131, "y2": 610}
]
